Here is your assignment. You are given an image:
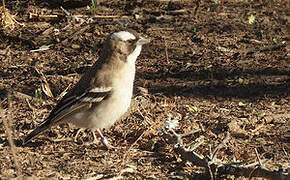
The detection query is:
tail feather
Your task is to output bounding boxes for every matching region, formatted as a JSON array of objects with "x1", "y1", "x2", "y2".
[{"x1": 23, "y1": 120, "x2": 51, "y2": 145}]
